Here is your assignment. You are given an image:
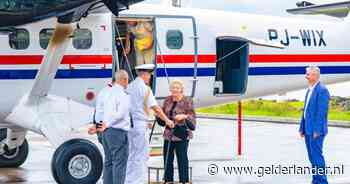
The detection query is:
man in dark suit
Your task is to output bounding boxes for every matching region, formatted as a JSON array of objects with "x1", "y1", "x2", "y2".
[{"x1": 299, "y1": 66, "x2": 330, "y2": 184}]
